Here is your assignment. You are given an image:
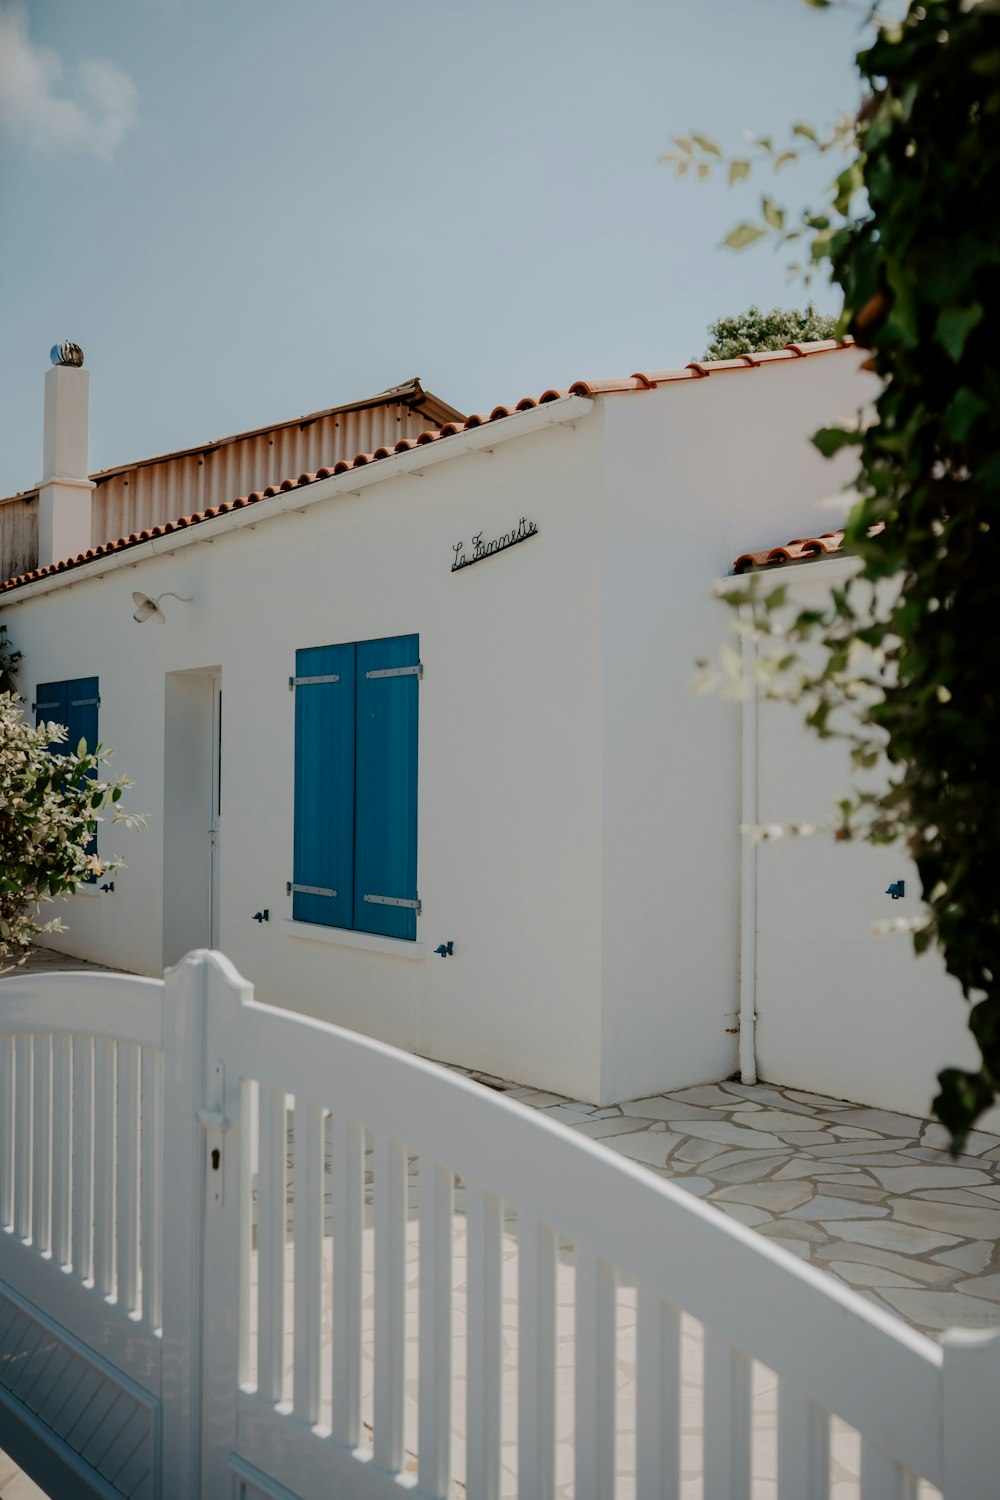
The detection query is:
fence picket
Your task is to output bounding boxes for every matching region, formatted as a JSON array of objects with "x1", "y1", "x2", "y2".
[
  {"x1": 31, "y1": 1033, "x2": 52, "y2": 1256},
  {"x1": 418, "y1": 1159, "x2": 454, "y2": 1498},
  {"x1": 331, "y1": 1114, "x2": 364, "y2": 1446},
  {"x1": 636, "y1": 1289, "x2": 680, "y2": 1500},
  {"x1": 50, "y1": 1034, "x2": 72, "y2": 1268},
  {"x1": 373, "y1": 1133, "x2": 407, "y2": 1474},
  {"x1": 575, "y1": 1248, "x2": 616, "y2": 1500},
  {"x1": 13, "y1": 1034, "x2": 31, "y2": 1240},
  {"x1": 256, "y1": 1084, "x2": 286, "y2": 1405},
  {"x1": 518, "y1": 1213, "x2": 557, "y2": 1500},
  {"x1": 703, "y1": 1328, "x2": 752, "y2": 1500},
  {"x1": 466, "y1": 1185, "x2": 503, "y2": 1500},
  {"x1": 0, "y1": 1035, "x2": 12, "y2": 1230},
  {"x1": 238, "y1": 1078, "x2": 254, "y2": 1388},
  {"x1": 860, "y1": 1438, "x2": 915, "y2": 1499},
  {"x1": 292, "y1": 1097, "x2": 324, "y2": 1423},
  {"x1": 140, "y1": 1047, "x2": 163, "y2": 1330},
  {"x1": 777, "y1": 1384, "x2": 829, "y2": 1500},
  {"x1": 93, "y1": 1038, "x2": 117, "y2": 1297},
  {"x1": 116, "y1": 1042, "x2": 140, "y2": 1315},
  {"x1": 71, "y1": 1034, "x2": 94, "y2": 1283}
]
